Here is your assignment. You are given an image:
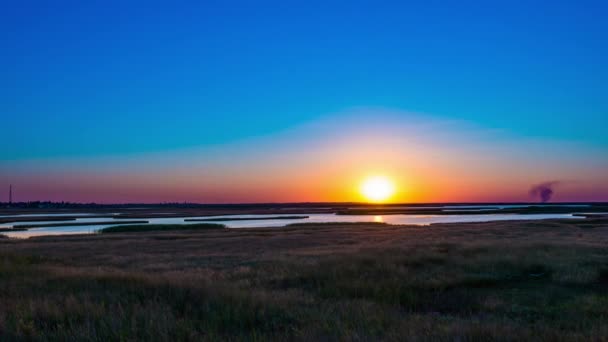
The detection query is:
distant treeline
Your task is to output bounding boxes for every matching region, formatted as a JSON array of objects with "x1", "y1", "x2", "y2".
[
  {"x1": 0, "y1": 201, "x2": 358, "y2": 209},
  {"x1": 1, "y1": 201, "x2": 607, "y2": 210}
]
